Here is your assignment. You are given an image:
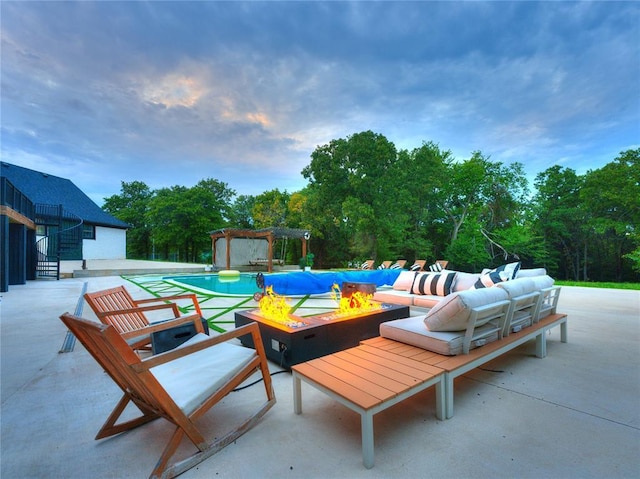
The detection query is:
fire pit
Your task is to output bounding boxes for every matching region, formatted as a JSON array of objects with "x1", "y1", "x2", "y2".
[{"x1": 234, "y1": 283, "x2": 410, "y2": 368}]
